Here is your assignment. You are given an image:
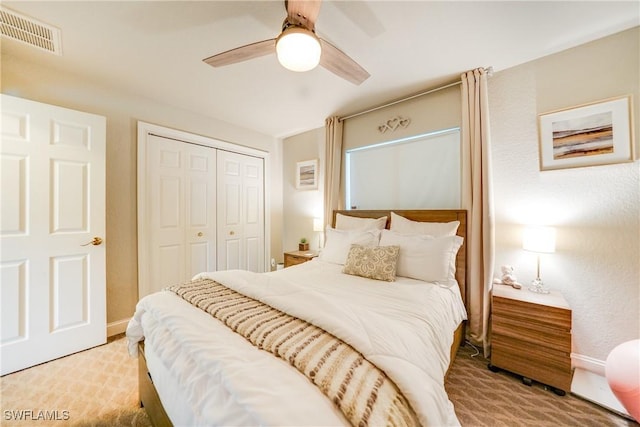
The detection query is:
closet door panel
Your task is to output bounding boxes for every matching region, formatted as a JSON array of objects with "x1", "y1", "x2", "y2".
[
  {"x1": 189, "y1": 241, "x2": 209, "y2": 278},
  {"x1": 146, "y1": 135, "x2": 216, "y2": 295},
  {"x1": 217, "y1": 152, "x2": 264, "y2": 272},
  {"x1": 185, "y1": 147, "x2": 216, "y2": 278},
  {"x1": 242, "y1": 158, "x2": 264, "y2": 272},
  {"x1": 158, "y1": 244, "x2": 183, "y2": 288},
  {"x1": 149, "y1": 139, "x2": 185, "y2": 291}
]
